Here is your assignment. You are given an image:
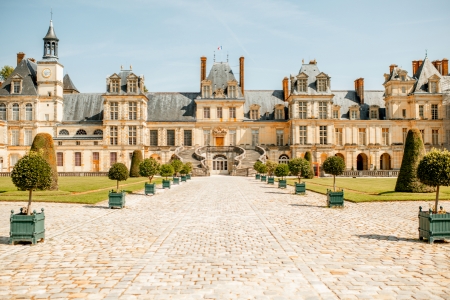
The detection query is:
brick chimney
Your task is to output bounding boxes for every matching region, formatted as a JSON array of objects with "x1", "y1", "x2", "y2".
[
  {"x1": 412, "y1": 60, "x2": 419, "y2": 75},
  {"x1": 443, "y1": 58, "x2": 449, "y2": 75},
  {"x1": 200, "y1": 56, "x2": 207, "y2": 90},
  {"x1": 28, "y1": 58, "x2": 36, "y2": 63},
  {"x1": 17, "y1": 52, "x2": 25, "y2": 66},
  {"x1": 389, "y1": 64, "x2": 397, "y2": 73},
  {"x1": 239, "y1": 56, "x2": 245, "y2": 96},
  {"x1": 282, "y1": 77, "x2": 289, "y2": 101},
  {"x1": 435, "y1": 60, "x2": 442, "y2": 74},
  {"x1": 354, "y1": 78, "x2": 364, "y2": 105}
]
